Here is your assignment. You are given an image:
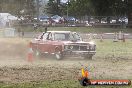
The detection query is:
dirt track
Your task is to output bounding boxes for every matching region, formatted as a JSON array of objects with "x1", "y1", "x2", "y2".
[{"x1": 0, "y1": 38, "x2": 132, "y2": 83}]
